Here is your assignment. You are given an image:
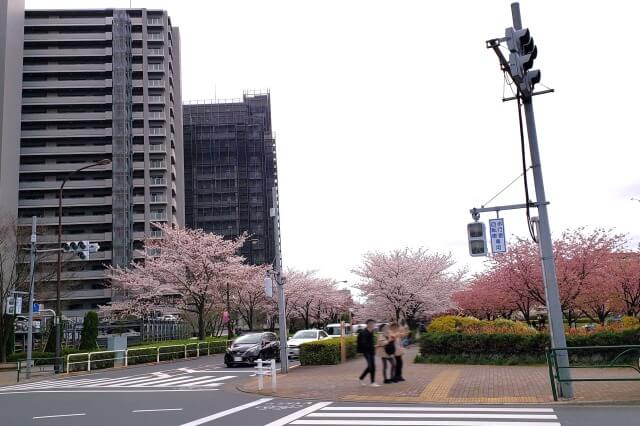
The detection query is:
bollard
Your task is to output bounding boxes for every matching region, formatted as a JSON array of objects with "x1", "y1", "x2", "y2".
[
  {"x1": 257, "y1": 359, "x2": 263, "y2": 390},
  {"x1": 156, "y1": 347, "x2": 160, "y2": 363},
  {"x1": 271, "y1": 358, "x2": 277, "y2": 391}
]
